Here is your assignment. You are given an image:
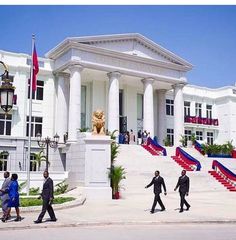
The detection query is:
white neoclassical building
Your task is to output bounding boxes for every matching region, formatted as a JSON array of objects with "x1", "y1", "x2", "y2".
[{"x1": 0, "y1": 33, "x2": 236, "y2": 174}]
